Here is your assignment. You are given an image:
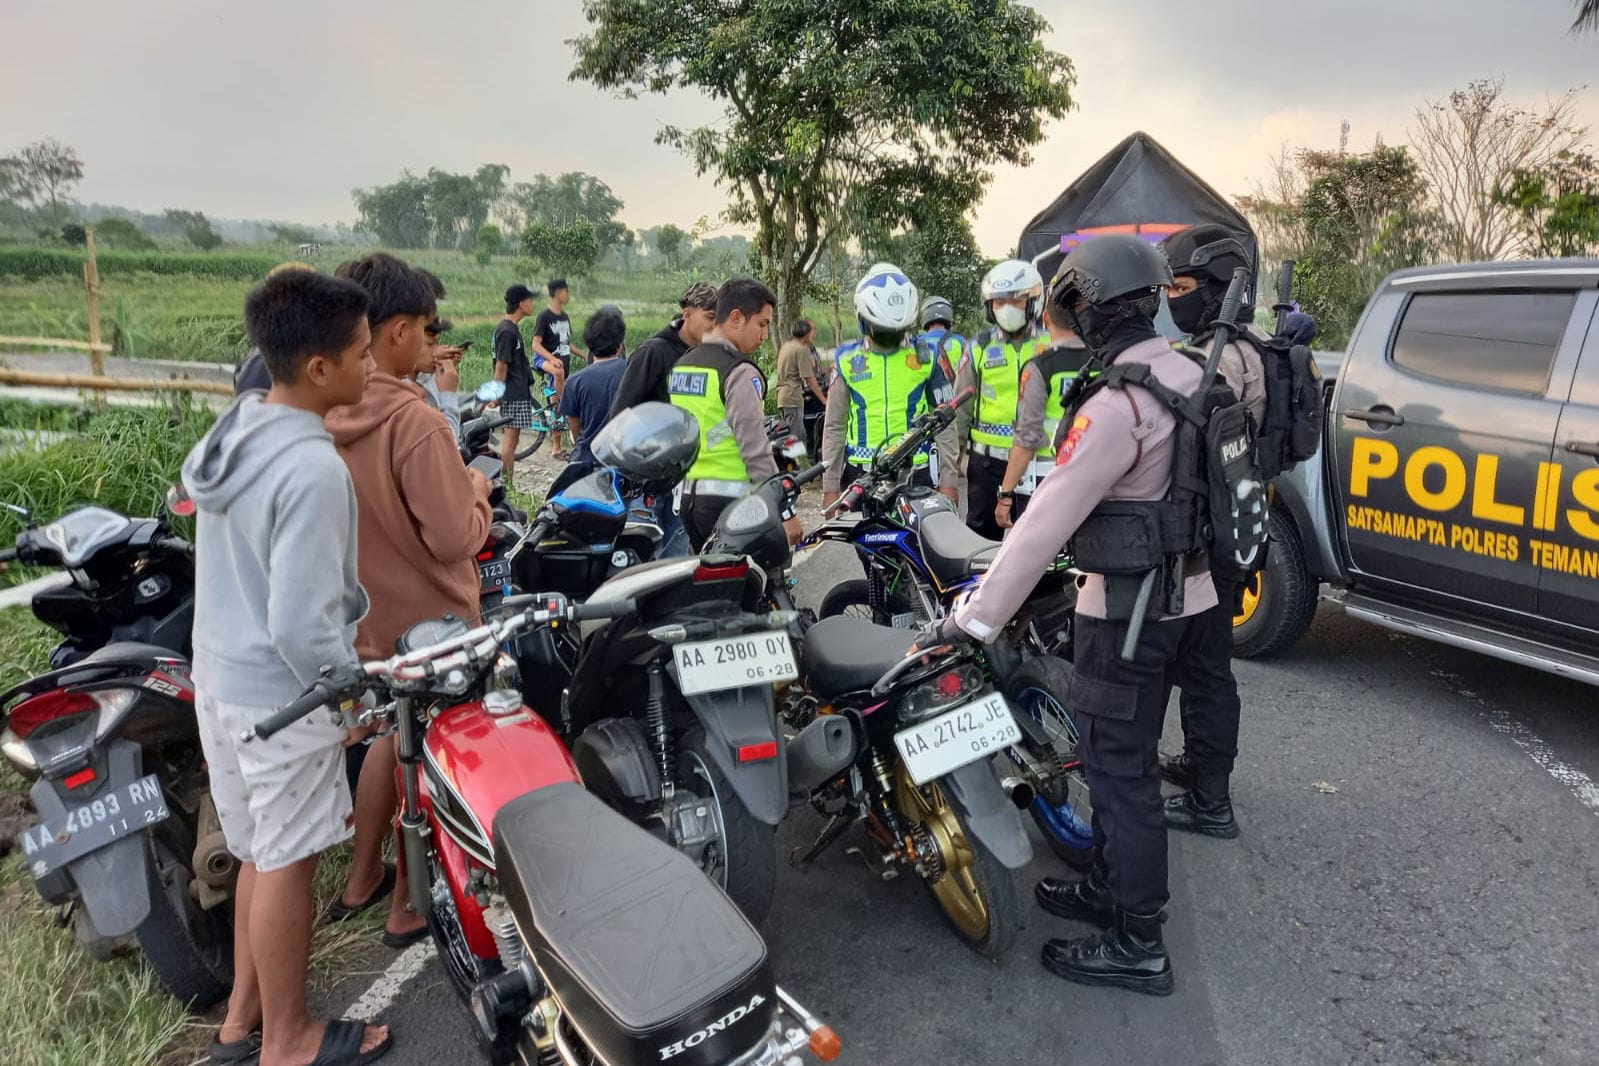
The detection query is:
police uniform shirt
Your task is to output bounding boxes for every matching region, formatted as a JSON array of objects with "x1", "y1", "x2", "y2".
[
  {"x1": 1215, "y1": 332, "x2": 1268, "y2": 430},
  {"x1": 952, "y1": 336, "x2": 1219, "y2": 640}
]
